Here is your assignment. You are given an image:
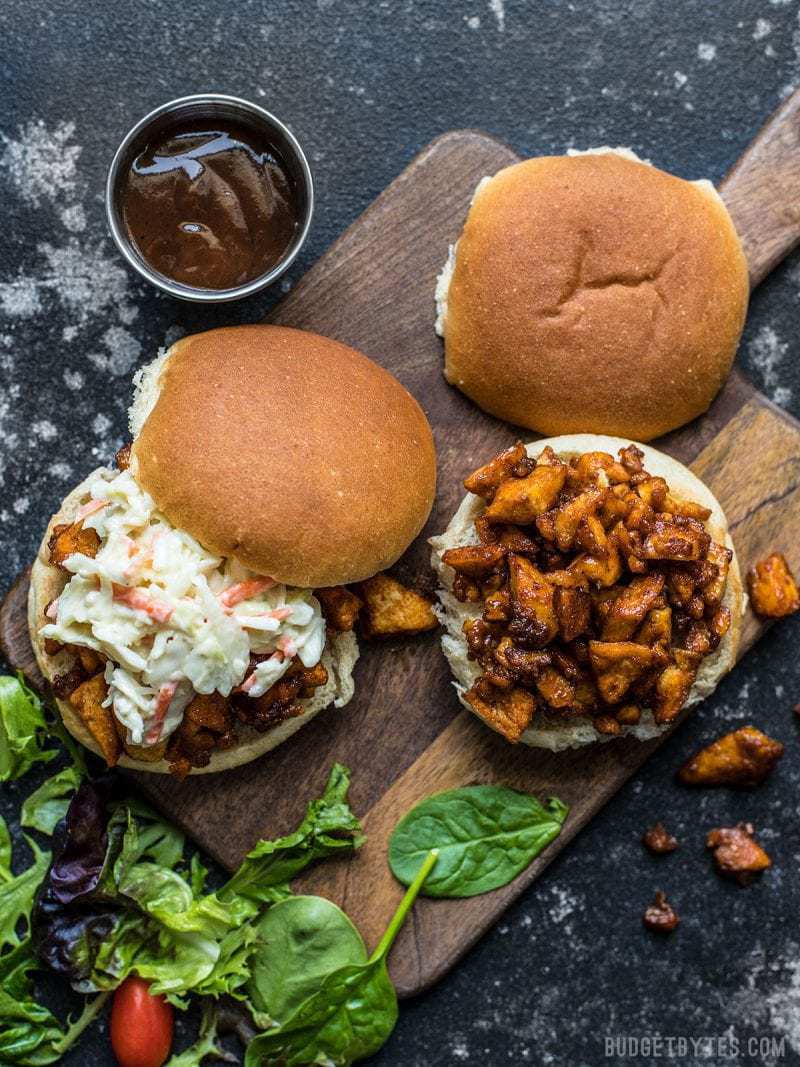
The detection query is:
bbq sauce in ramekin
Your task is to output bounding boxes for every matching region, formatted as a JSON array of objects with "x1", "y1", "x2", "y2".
[{"x1": 120, "y1": 119, "x2": 300, "y2": 291}]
